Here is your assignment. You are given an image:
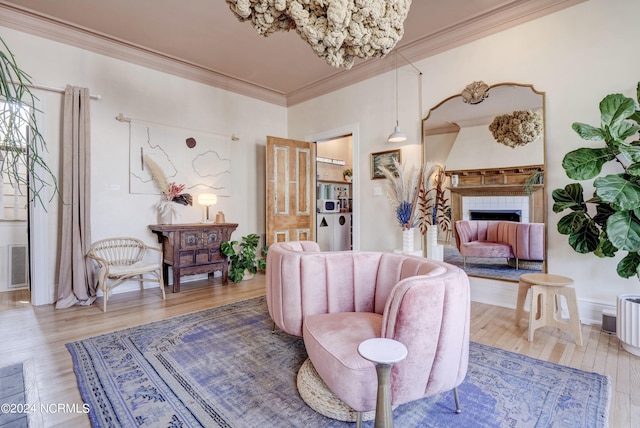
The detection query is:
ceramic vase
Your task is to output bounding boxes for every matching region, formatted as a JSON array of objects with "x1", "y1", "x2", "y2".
[
  {"x1": 617, "y1": 294, "x2": 640, "y2": 356},
  {"x1": 157, "y1": 202, "x2": 175, "y2": 225},
  {"x1": 426, "y1": 224, "x2": 443, "y2": 260},
  {"x1": 402, "y1": 228, "x2": 414, "y2": 252}
]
